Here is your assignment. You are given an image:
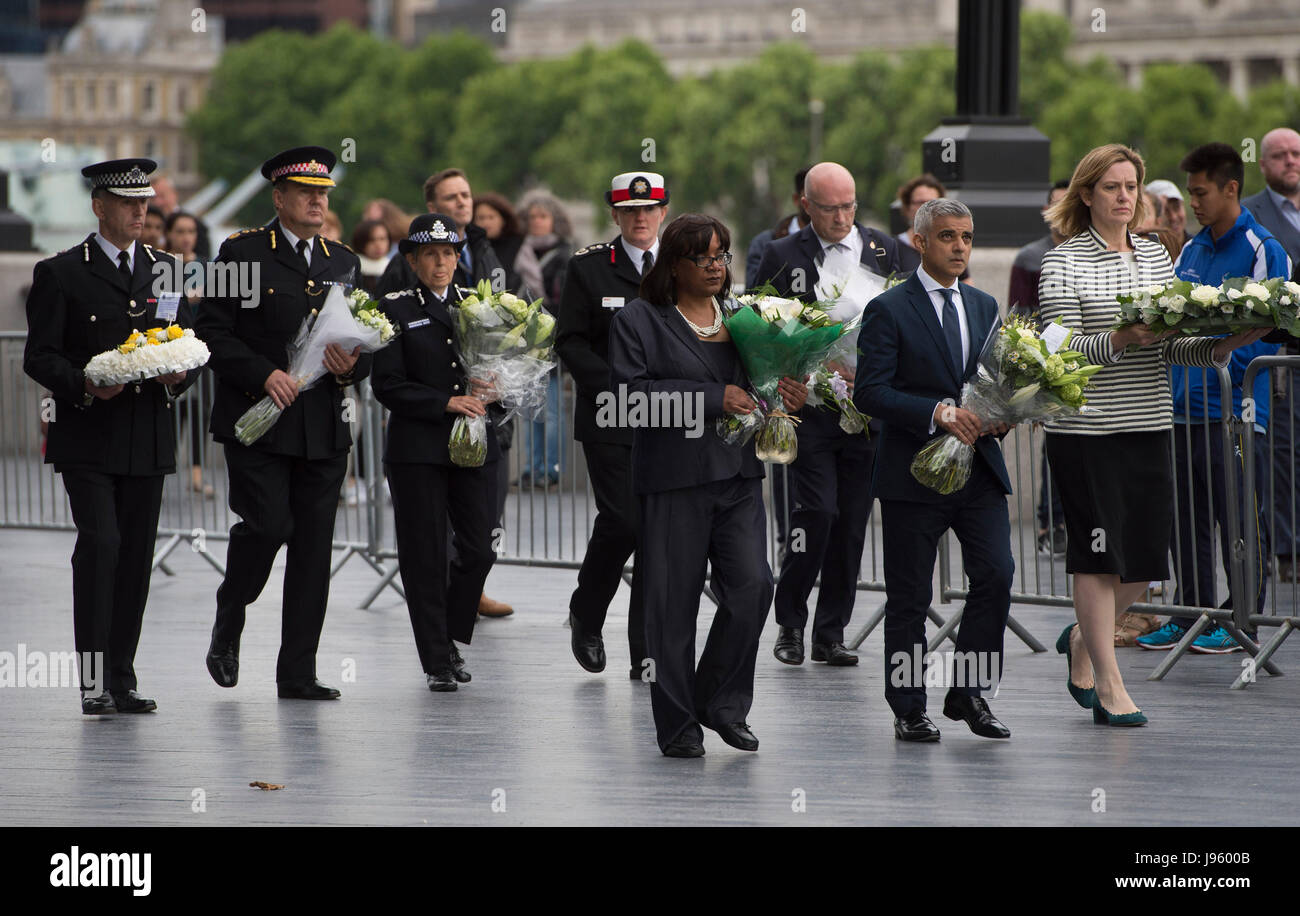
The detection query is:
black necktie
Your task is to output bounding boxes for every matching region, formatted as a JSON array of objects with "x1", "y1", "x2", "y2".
[
  {"x1": 642, "y1": 250, "x2": 654, "y2": 276},
  {"x1": 118, "y1": 250, "x2": 132, "y2": 287},
  {"x1": 296, "y1": 238, "x2": 309, "y2": 267},
  {"x1": 939, "y1": 288, "x2": 963, "y2": 377}
]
